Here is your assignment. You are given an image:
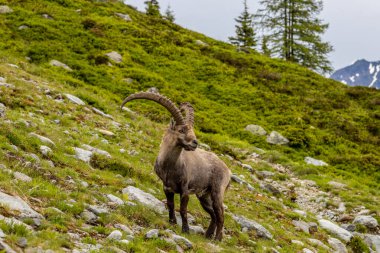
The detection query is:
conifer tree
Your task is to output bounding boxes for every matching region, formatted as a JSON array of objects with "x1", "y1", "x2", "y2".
[
  {"x1": 145, "y1": 0, "x2": 160, "y2": 17},
  {"x1": 261, "y1": 36, "x2": 271, "y2": 56},
  {"x1": 256, "y1": 0, "x2": 333, "y2": 73},
  {"x1": 164, "y1": 5, "x2": 175, "y2": 22},
  {"x1": 229, "y1": 0, "x2": 257, "y2": 49}
]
